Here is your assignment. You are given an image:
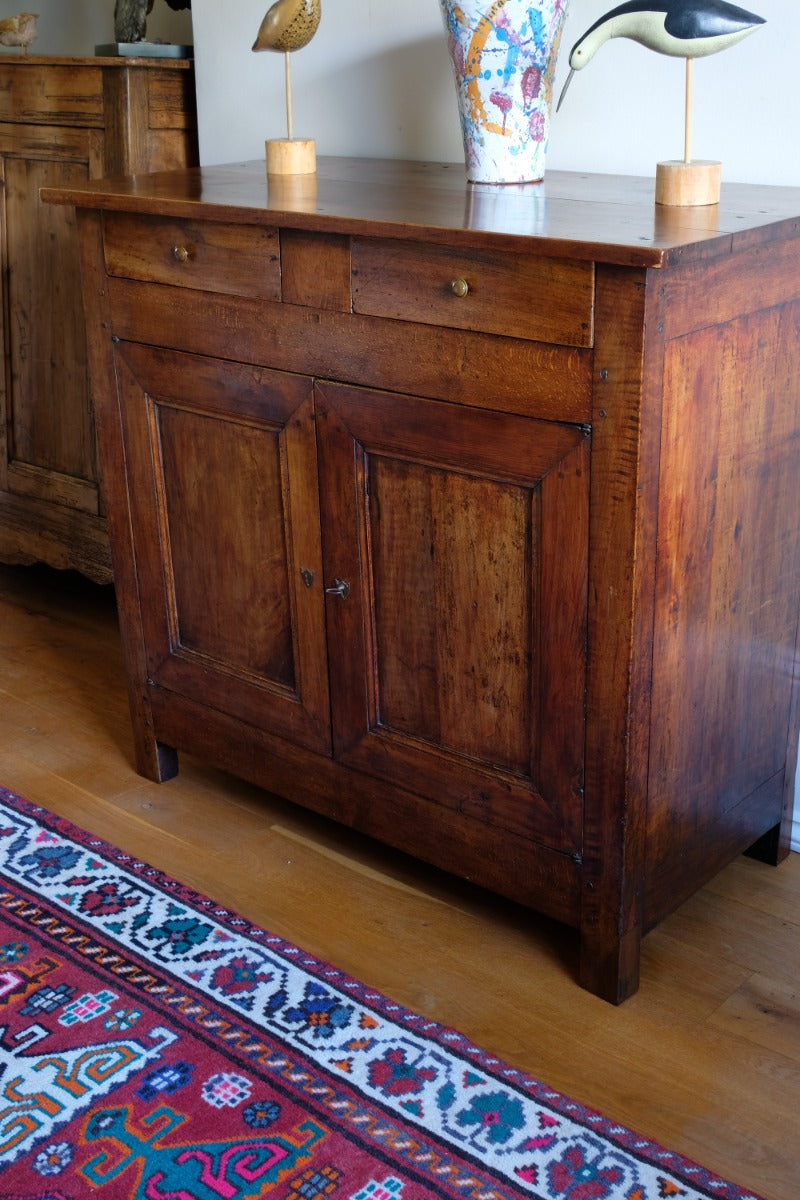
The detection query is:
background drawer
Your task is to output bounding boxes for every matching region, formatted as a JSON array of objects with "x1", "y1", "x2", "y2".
[
  {"x1": 0, "y1": 62, "x2": 103, "y2": 124},
  {"x1": 352, "y1": 238, "x2": 594, "y2": 348},
  {"x1": 103, "y1": 213, "x2": 281, "y2": 301}
]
